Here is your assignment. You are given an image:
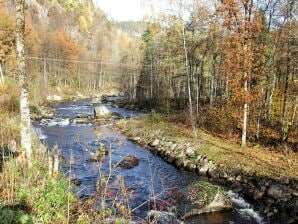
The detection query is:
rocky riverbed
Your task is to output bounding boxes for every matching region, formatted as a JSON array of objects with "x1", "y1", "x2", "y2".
[{"x1": 113, "y1": 118, "x2": 298, "y2": 224}]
